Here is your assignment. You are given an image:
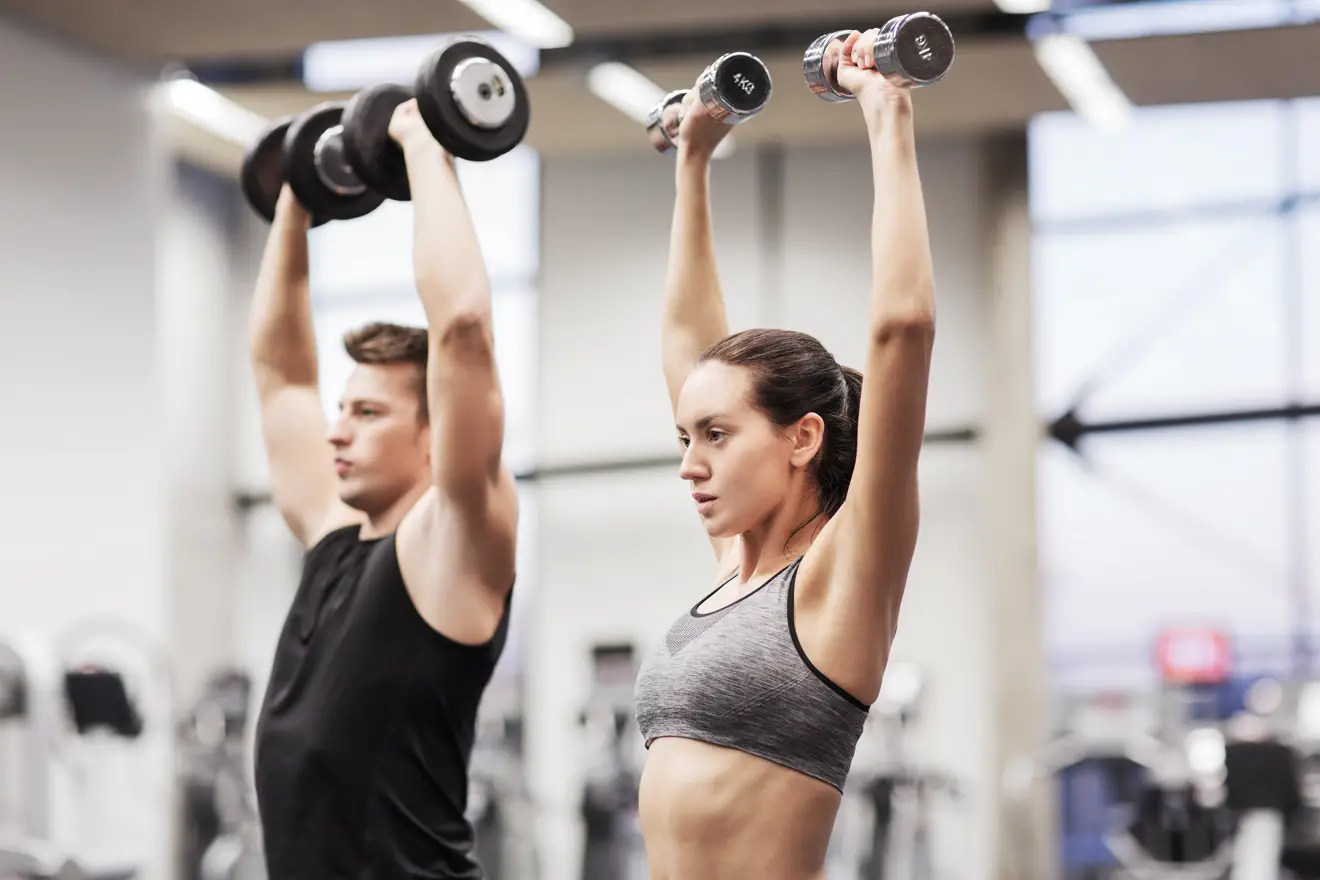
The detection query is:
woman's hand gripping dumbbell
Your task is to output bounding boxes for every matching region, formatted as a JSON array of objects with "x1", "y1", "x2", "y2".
[
  {"x1": 803, "y1": 12, "x2": 955, "y2": 104},
  {"x1": 644, "y1": 51, "x2": 773, "y2": 156}
]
